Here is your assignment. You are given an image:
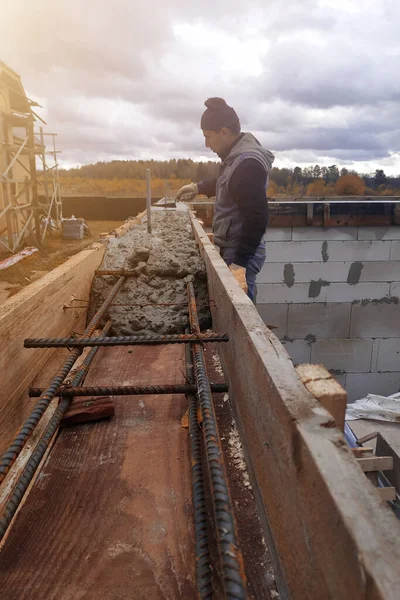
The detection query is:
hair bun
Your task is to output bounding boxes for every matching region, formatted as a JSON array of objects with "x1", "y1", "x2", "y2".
[{"x1": 204, "y1": 97, "x2": 228, "y2": 109}]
